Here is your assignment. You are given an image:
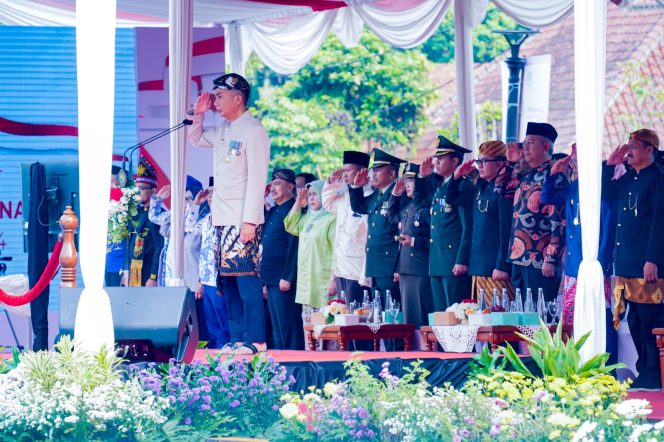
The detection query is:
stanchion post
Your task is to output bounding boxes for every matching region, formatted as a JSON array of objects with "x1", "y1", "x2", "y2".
[{"x1": 59, "y1": 206, "x2": 78, "y2": 288}]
